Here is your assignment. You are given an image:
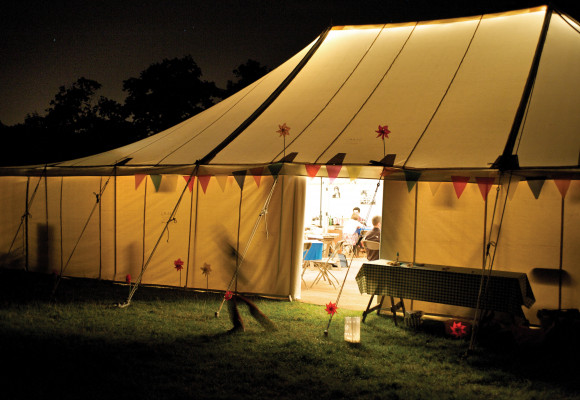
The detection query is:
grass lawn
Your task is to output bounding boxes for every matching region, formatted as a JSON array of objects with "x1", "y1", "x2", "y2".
[{"x1": 1, "y1": 269, "x2": 578, "y2": 400}]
